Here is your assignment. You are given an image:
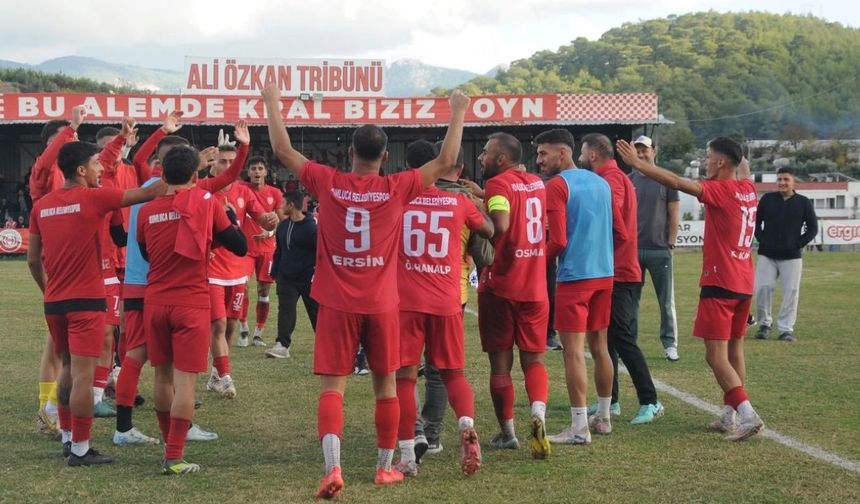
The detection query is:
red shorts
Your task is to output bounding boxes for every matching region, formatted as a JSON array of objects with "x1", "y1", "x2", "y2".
[
  {"x1": 400, "y1": 311, "x2": 464, "y2": 370},
  {"x1": 105, "y1": 283, "x2": 121, "y2": 327},
  {"x1": 145, "y1": 304, "x2": 211, "y2": 372},
  {"x1": 209, "y1": 283, "x2": 247, "y2": 321},
  {"x1": 314, "y1": 305, "x2": 399, "y2": 376},
  {"x1": 693, "y1": 297, "x2": 752, "y2": 340},
  {"x1": 478, "y1": 291, "x2": 549, "y2": 353},
  {"x1": 248, "y1": 252, "x2": 274, "y2": 284},
  {"x1": 46, "y1": 311, "x2": 106, "y2": 358},
  {"x1": 554, "y1": 279, "x2": 613, "y2": 332},
  {"x1": 122, "y1": 301, "x2": 146, "y2": 352}
]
